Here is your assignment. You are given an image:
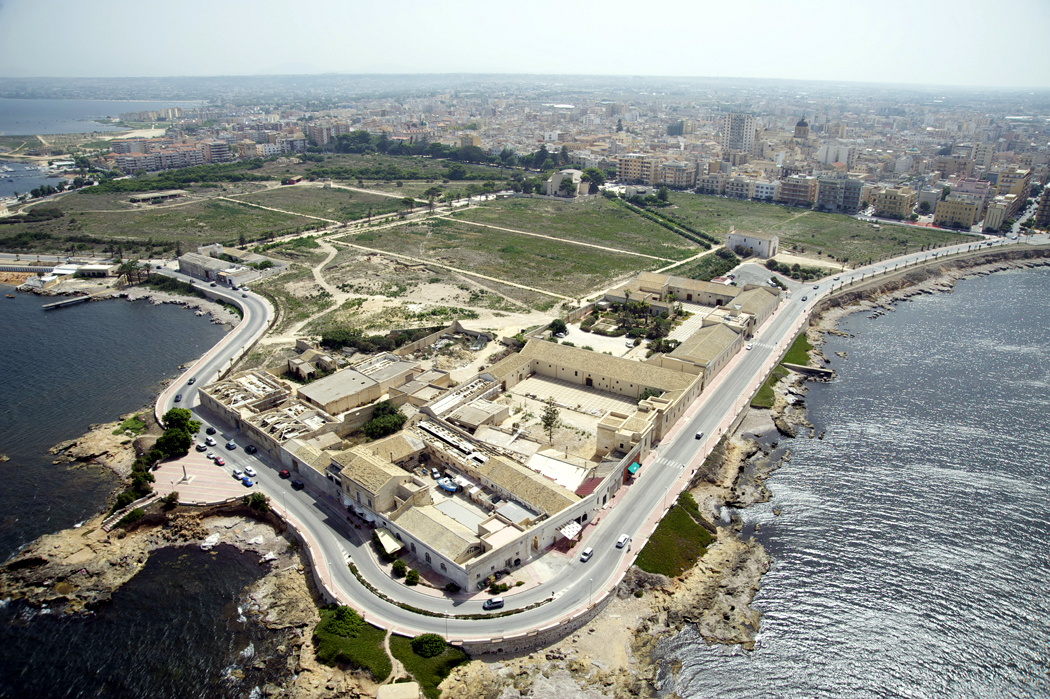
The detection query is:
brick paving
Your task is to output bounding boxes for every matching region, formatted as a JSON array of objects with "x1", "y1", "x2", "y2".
[
  {"x1": 511, "y1": 375, "x2": 637, "y2": 416},
  {"x1": 153, "y1": 452, "x2": 248, "y2": 505}
]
